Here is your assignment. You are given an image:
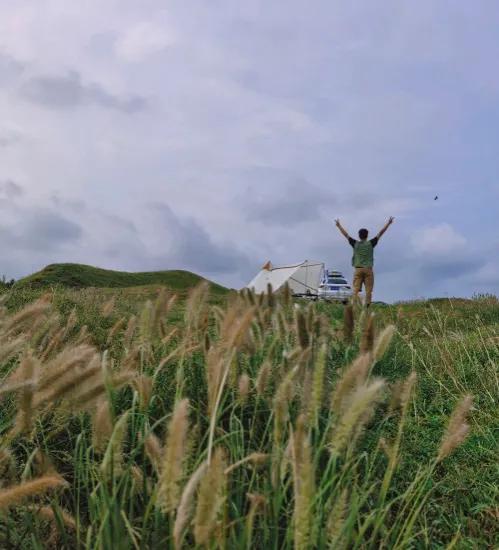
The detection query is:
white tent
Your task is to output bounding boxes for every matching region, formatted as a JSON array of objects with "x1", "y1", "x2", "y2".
[{"x1": 246, "y1": 260, "x2": 325, "y2": 296}]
